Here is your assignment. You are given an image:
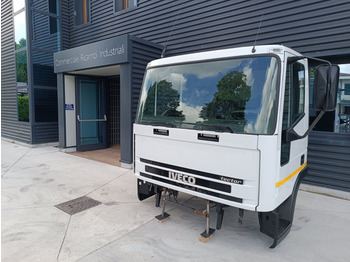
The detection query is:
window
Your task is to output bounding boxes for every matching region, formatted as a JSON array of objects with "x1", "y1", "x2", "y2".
[
  {"x1": 49, "y1": 0, "x2": 59, "y2": 34},
  {"x1": 74, "y1": 0, "x2": 90, "y2": 26},
  {"x1": 49, "y1": 17, "x2": 58, "y2": 34},
  {"x1": 14, "y1": 11, "x2": 27, "y2": 49},
  {"x1": 16, "y1": 51, "x2": 28, "y2": 85},
  {"x1": 345, "y1": 84, "x2": 350, "y2": 95},
  {"x1": 13, "y1": 0, "x2": 25, "y2": 13},
  {"x1": 34, "y1": 88, "x2": 58, "y2": 122},
  {"x1": 17, "y1": 92, "x2": 30, "y2": 122},
  {"x1": 49, "y1": 0, "x2": 59, "y2": 15},
  {"x1": 32, "y1": 50, "x2": 56, "y2": 87},
  {"x1": 115, "y1": 0, "x2": 137, "y2": 12},
  {"x1": 14, "y1": 4, "x2": 29, "y2": 122},
  {"x1": 281, "y1": 61, "x2": 305, "y2": 165}
]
